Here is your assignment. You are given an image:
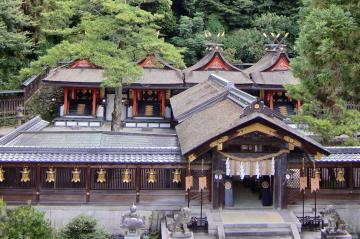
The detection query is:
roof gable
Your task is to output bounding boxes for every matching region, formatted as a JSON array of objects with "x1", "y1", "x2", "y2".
[
  {"x1": 184, "y1": 44, "x2": 242, "y2": 73},
  {"x1": 69, "y1": 59, "x2": 98, "y2": 69},
  {"x1": 173, "y1": 74, "x2": 329, "y2": 158}
]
